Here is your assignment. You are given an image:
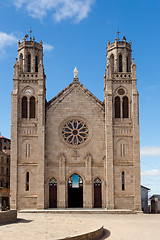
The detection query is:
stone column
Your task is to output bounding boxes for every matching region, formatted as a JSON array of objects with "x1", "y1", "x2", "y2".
[
  {"x1": 58, "y1": 154, "x2": 66, "y2": 208},
  {"x1": 84, "y1": 154, "x2": 92, "y2": 208}
]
